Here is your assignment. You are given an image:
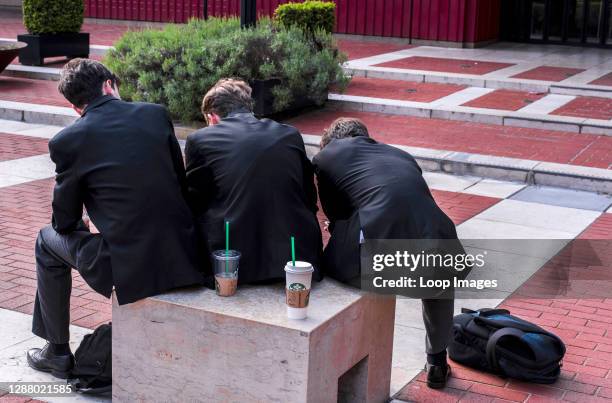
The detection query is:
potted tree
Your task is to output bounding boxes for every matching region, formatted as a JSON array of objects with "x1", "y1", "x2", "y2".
[{"x1": 18, "y1": 0, "x2": 89, "y2": 66}]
